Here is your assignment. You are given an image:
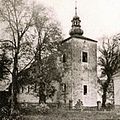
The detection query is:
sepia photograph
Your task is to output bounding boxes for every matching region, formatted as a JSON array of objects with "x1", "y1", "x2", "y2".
[{"x1": 0, "y1": 0, "x2": 120, "y2": 119}]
